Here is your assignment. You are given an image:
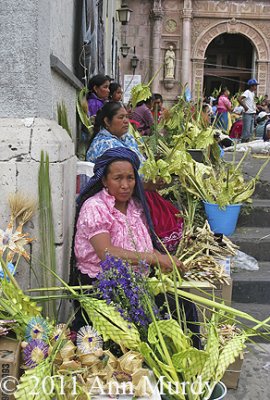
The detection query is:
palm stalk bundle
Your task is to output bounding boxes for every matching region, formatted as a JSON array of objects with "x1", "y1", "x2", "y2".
[
  {"x1": 38, "y1": 151, "x2": 57, "y2": 318},
  {"x1": 176, "y1": 221, "x2": 238, "y2": 259},
  {"x1": 184, "y1": 255, "x2": 231, "y2": 285},
  {"x1": 176, "y1": 222, "x2": 238, "y2": 285}
]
